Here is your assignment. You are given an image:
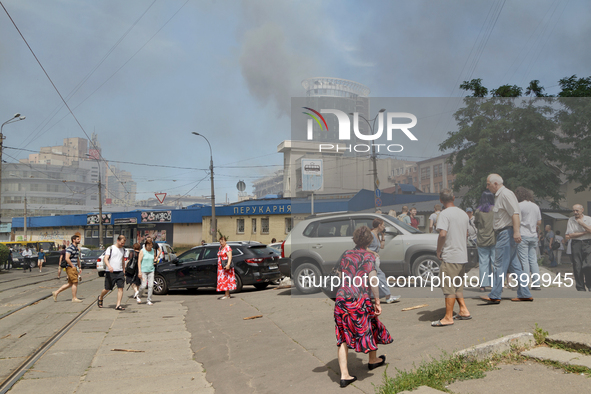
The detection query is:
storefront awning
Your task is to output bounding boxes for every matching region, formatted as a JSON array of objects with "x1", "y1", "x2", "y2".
[{"x1": 543, "y1": 212, "x2": 570, "y2": 220}]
